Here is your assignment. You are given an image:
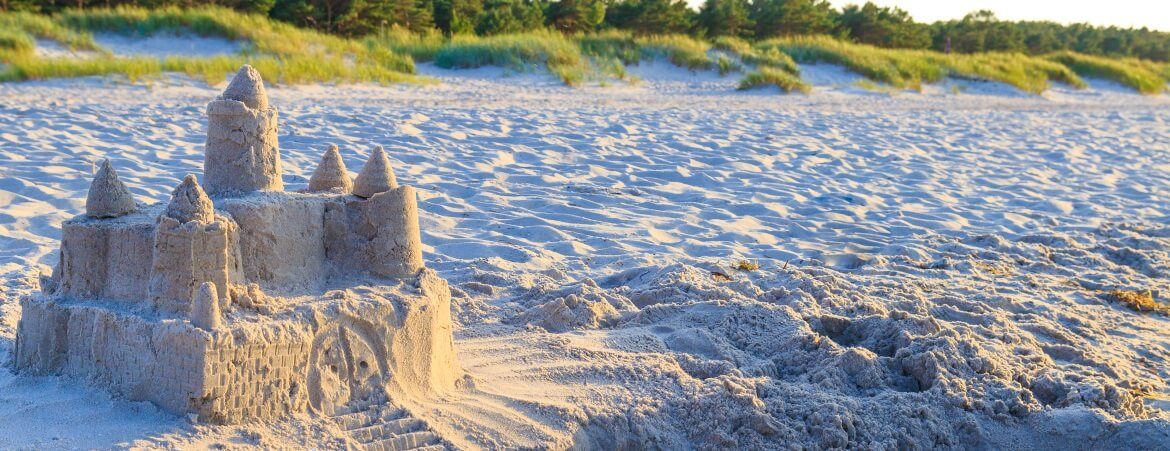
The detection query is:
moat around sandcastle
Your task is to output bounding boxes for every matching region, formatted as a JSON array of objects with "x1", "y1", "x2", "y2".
[{"x1": 12, "y1": 66, "x2": 460, "y2": 440}]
